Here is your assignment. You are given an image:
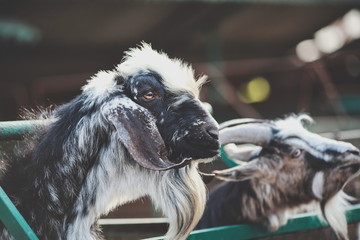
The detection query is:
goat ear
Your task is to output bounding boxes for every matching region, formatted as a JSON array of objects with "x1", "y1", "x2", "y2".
[
  {"x1": 102, "y1": 95, "x2": 191, "y2": 171},
  {"x1": 213, "y1": 161, "x2": 263, "y2": 181}
]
